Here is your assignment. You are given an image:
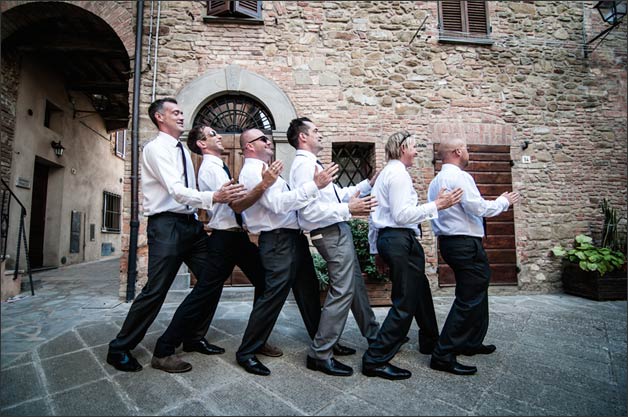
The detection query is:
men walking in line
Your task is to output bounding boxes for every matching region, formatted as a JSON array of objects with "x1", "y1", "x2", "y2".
[
  {"x1": 363, "y1": 131, "x2": 462, "y2": 380},
  {"x1": 186, "y1": 124, "x2": 284, "y2": 358},
  {"x1": 428, "y1": 137, "x2": 519, "y2": 375},
  {"x1": 234, "y1": 128, "x2": 338, "y2": 376},
  {"x1": 288, "y1": 117, "x2": 380, "y2": 377},
  {"x1": 107, "y1": 98, "x2": 245, "y2": 373}
]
